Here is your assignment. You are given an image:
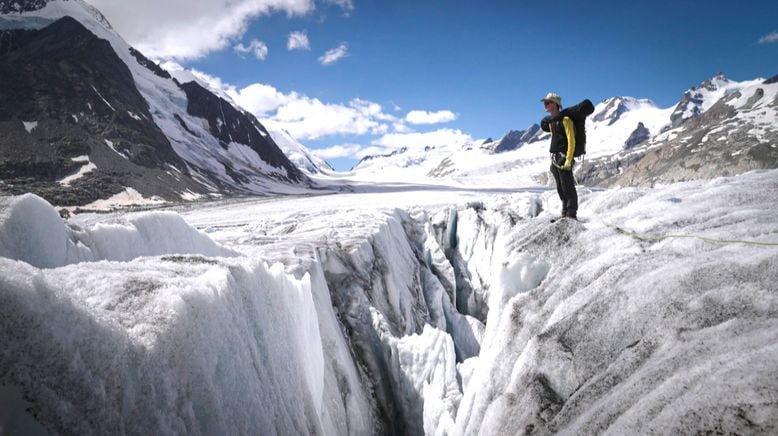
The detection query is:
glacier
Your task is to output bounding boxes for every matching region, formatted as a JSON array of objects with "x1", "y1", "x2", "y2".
[{"x1": 2, "y1": 169, "x2": 778, "y2": 435}]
